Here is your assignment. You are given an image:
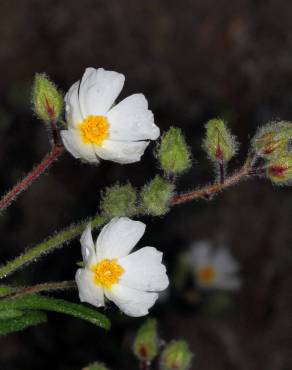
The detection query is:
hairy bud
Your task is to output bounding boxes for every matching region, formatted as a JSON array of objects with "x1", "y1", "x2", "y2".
[
  {"x1": 133, "y1": 319, "x2": 159, "y2": 362},
  {"x1": 160, "y1": 340, "x2": 193, "y2": 370},
  {"x1": 140, "y1": 176, "x2": 174, "y2": 216},
  {"x1": 266, "y1": 154, "x2": 292, "y2": 185},
  {"x1": 253, "y1": 121, "x2": 292, "y2": 159},
  {"x1": 156, "y1": 127, "x2": 191, "y2": 174},
  {"x1": 100, "y1": 184, "x2": 137, "y2": 217},
  {"x1": 32, "y1": 73, "x2": 63, "y2": 123},
  {"x1": 203, "y1": 119, "x2": 237, "y2": 162}
]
